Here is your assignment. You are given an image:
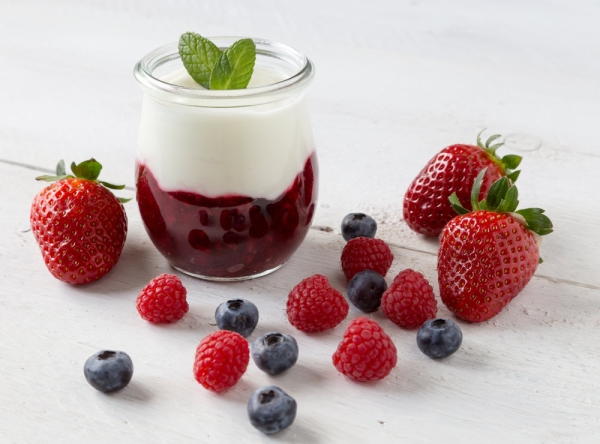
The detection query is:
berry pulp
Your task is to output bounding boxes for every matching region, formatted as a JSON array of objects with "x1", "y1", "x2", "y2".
[{"x1": 136, "y1": 153, "x2": 318, "y2": 279}]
